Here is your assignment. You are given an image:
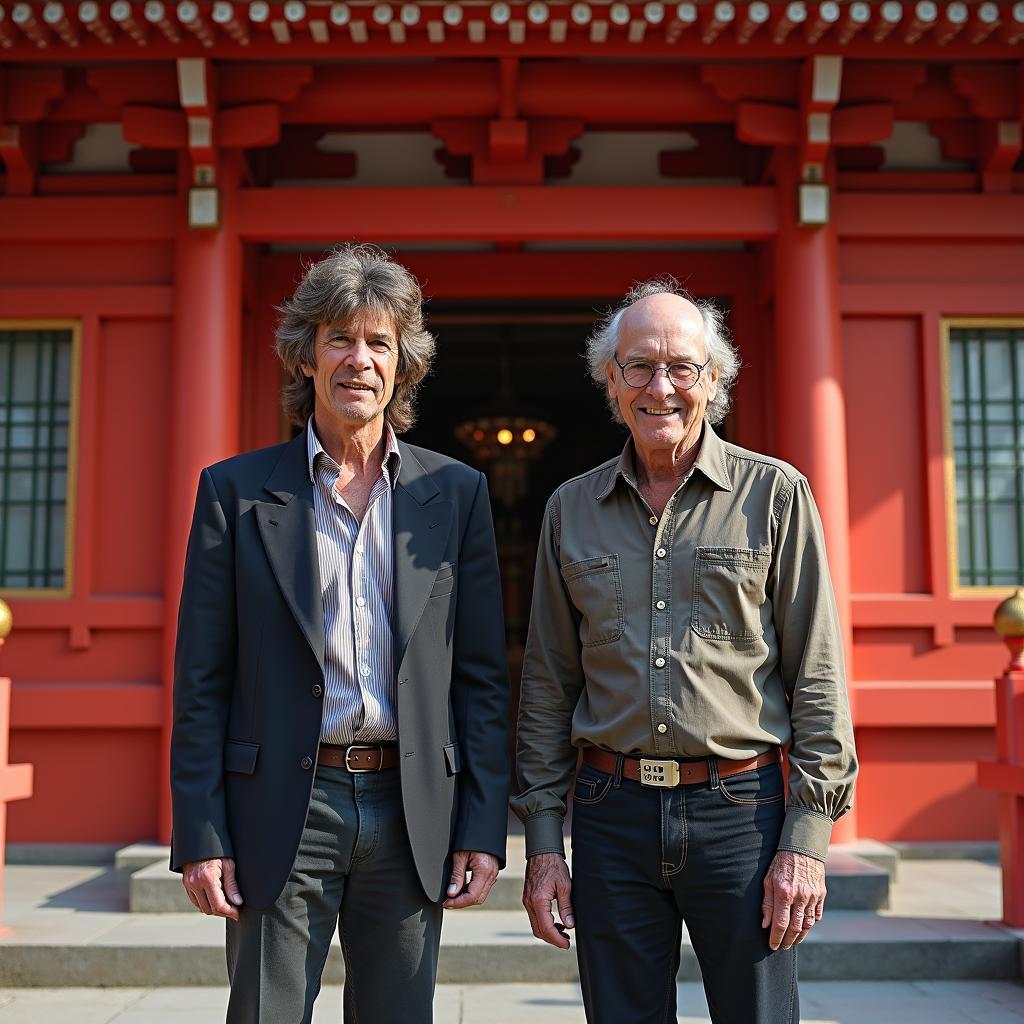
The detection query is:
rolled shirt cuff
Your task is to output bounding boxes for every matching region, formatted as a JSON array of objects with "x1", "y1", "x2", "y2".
[
  {"x1": 522, "y1": 810, "x2": 566, "y2": 859},
  {"x1": 777, "y1": 806, "x2": 835, "y2": 863}
]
